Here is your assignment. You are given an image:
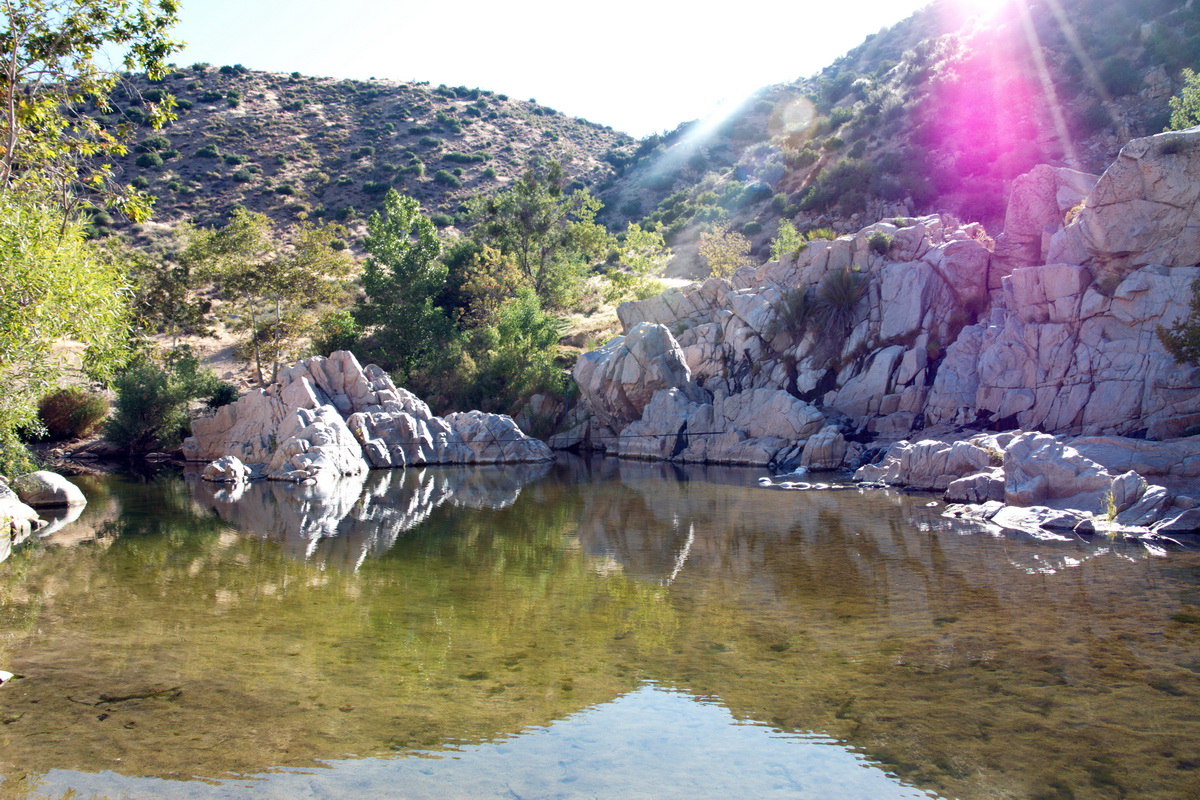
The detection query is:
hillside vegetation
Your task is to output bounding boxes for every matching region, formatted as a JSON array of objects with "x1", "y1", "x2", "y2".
[{"x1": 96, "y1": 66, "x2": 635, "y2": 241}]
